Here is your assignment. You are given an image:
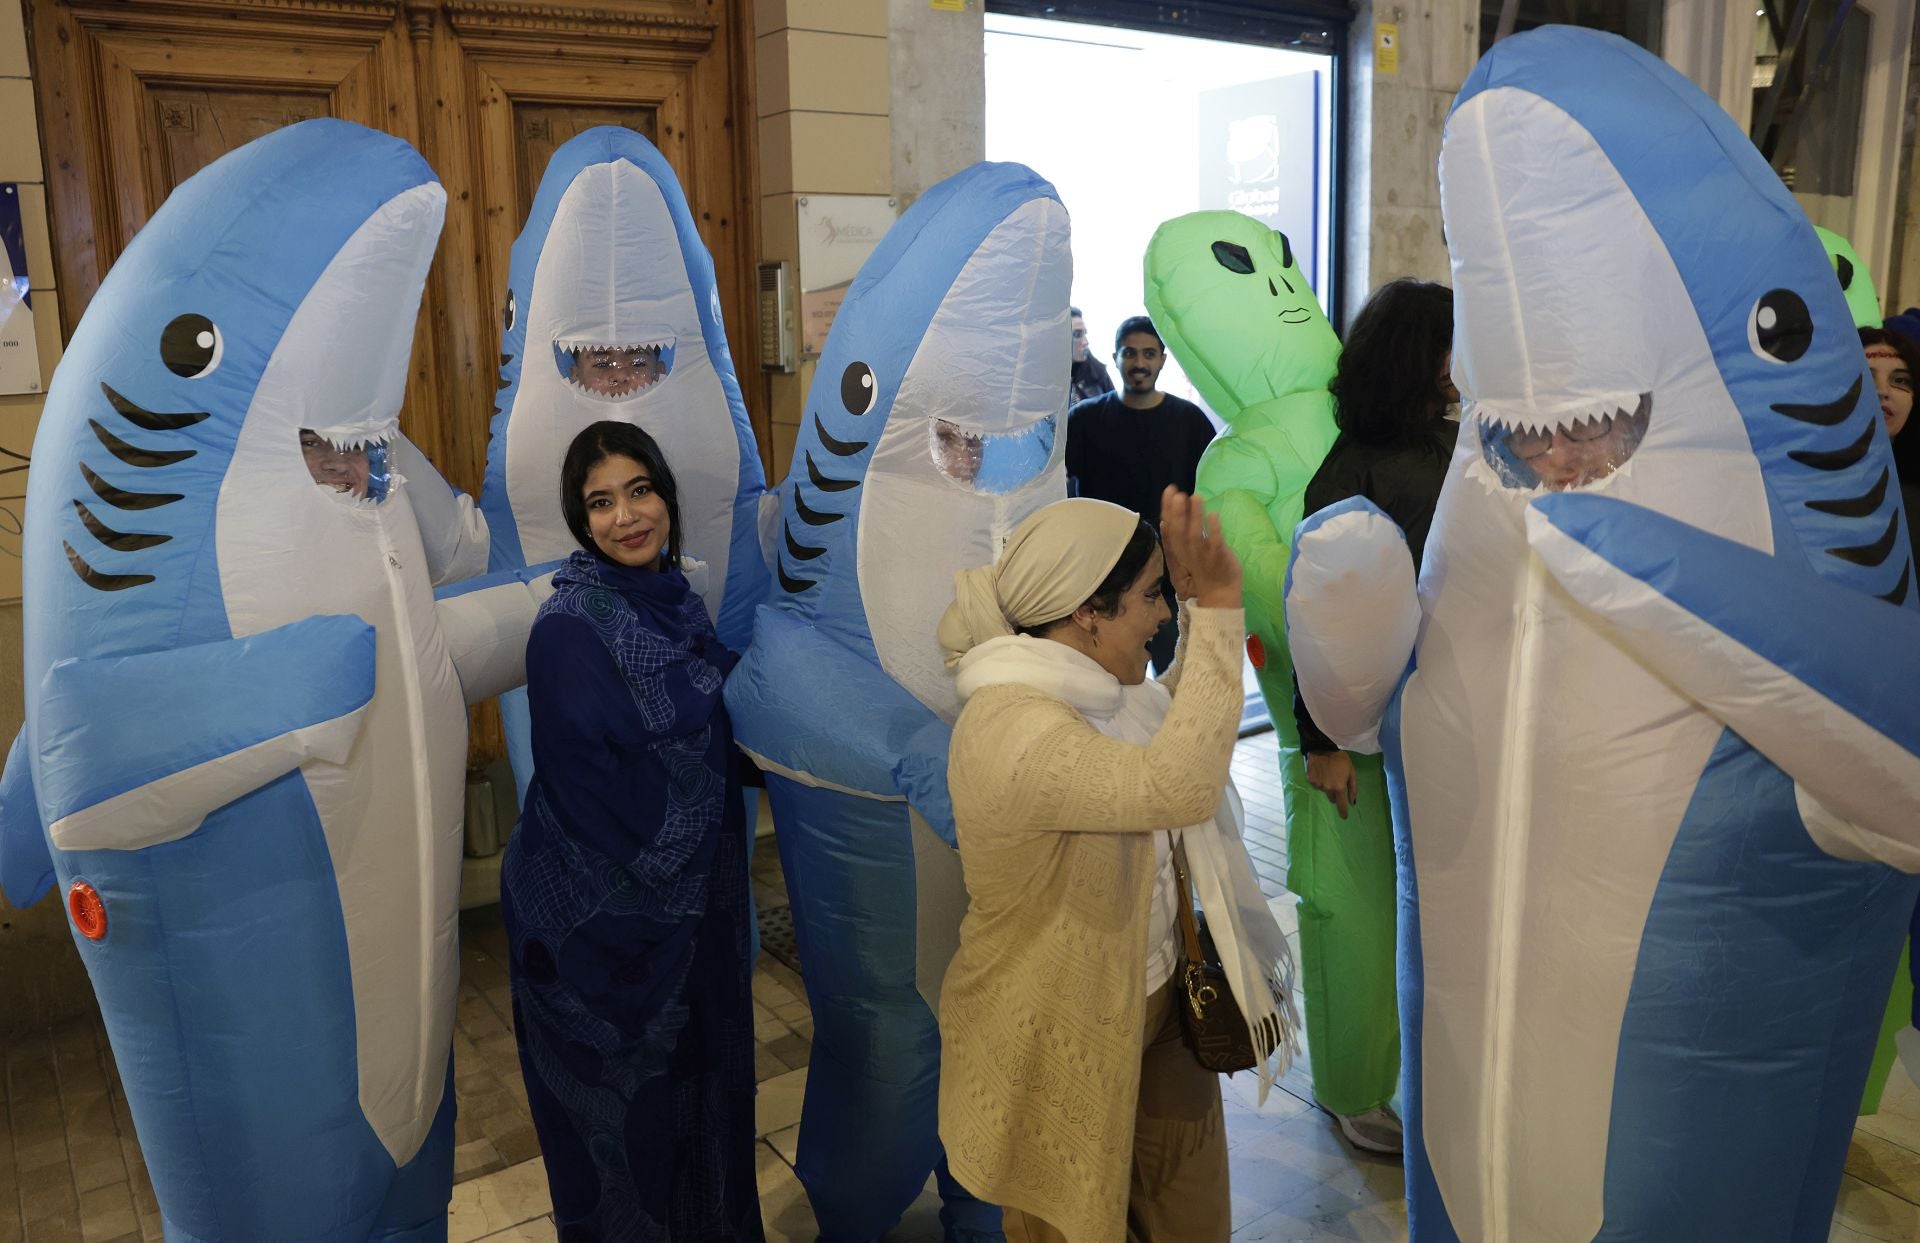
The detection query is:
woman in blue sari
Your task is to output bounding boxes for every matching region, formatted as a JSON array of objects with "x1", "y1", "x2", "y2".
[{"x1": 501, "y1": 420, "x2": 763, "y2": 1242}]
